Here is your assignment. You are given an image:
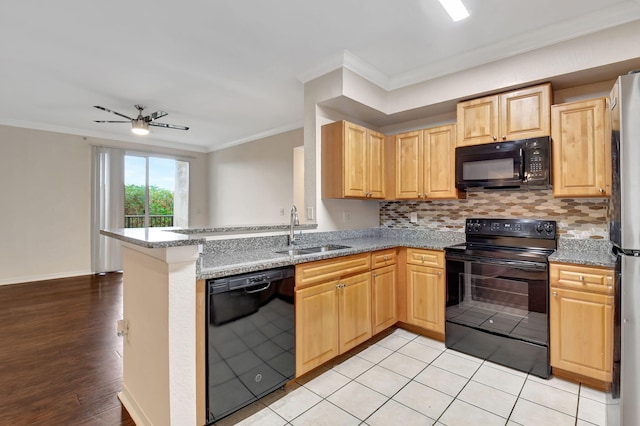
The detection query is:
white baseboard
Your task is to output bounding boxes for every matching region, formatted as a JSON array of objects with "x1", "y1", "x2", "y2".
[
  {"x1": 0, "y1": 269, "x2": 94, "y2": 286},
  {"x1": 118, "y1": 385, "x2": 153, "y2": 426}
]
